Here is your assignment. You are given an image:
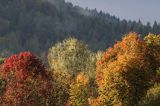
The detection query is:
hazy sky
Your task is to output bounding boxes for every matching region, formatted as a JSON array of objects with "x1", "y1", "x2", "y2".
[{"x1": 65, "y1": 0, "x2": 160, "y2": 24}]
